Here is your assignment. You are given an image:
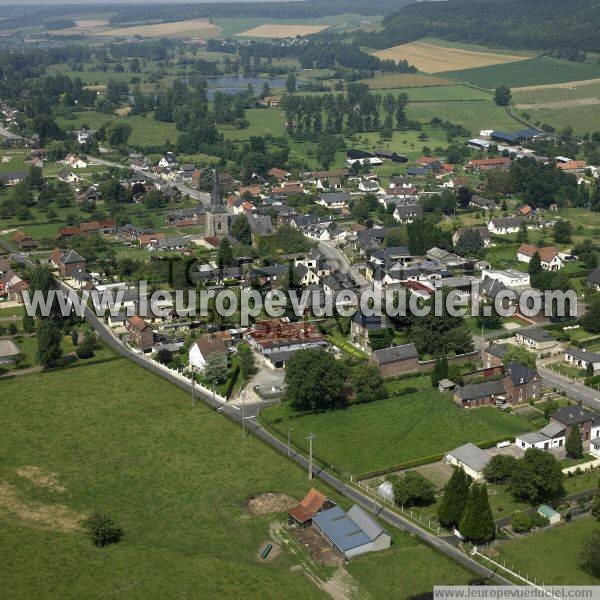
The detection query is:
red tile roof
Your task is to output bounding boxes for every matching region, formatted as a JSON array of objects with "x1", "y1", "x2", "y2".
[{"x1": 289, "y1": 488, "x2": 328, "y2": 524}]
